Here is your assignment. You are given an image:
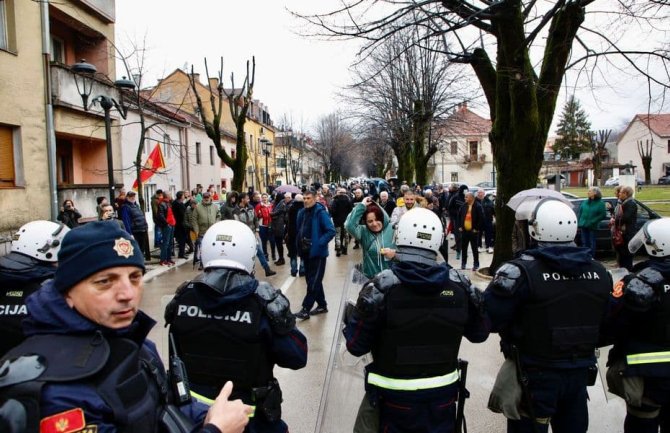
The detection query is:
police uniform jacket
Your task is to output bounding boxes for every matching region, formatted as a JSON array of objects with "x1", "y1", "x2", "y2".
[
  {"x1": 484, "y1": 245, "x2": 611, "y2": 368},
  {"x1": 344, "y1": 260, "x2": 489, "y2": 385},
  {"x1": 604, "y1": 258, "x2": 670, "y2": 378},
  {"x1": 0, "y1": 253, "x2": 55, "y2": 356},
  {"x1": 2, "y1": 280, "x2": 212, "y2": 433},
  {"x1": 166, "y1": 269, "x2": 307, "y2": 433}
]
